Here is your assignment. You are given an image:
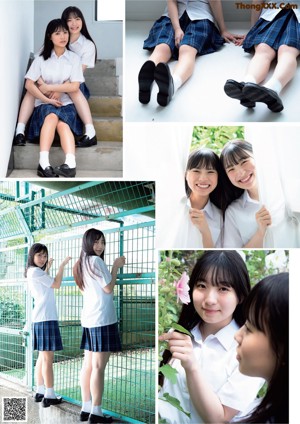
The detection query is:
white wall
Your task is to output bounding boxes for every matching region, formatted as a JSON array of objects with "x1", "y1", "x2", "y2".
[{"x1": 0, "y1": 0, "x2": 34, "y2": 177}]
